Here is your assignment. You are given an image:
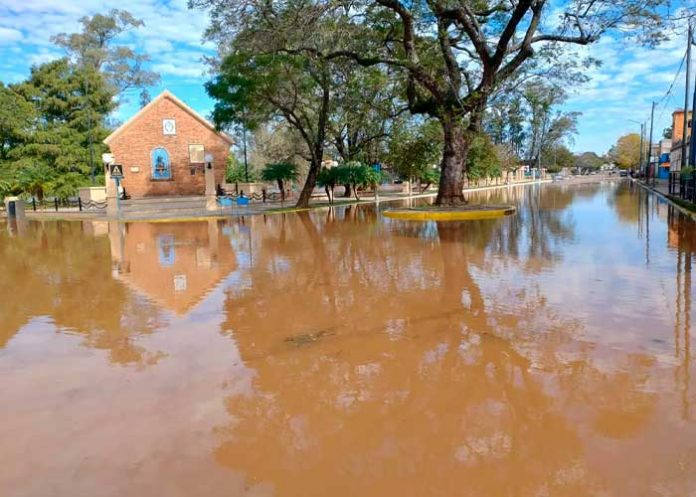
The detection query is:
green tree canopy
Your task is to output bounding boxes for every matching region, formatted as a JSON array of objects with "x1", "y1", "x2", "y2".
[
  {"x1": 191, "y1": 0, "x2": 671, "y2": 205},
  {"x1": 575, "y1": 151, "x2": 604, "y2": 170},
  {"x1": 467, "y1": 134, "x2": 501, "y2": 181},
  {"x1": 386, "y1": 120, "x2": 442, "y2": 184},
  {"x1": 261, "y1": 162, "x2": 299, "y2": 202},
  {"x1": 0, "y1": 84, "x2": 35, "y2": 163},
  {"x1": 11, "y1": 58, "x2": 115, "y2": 178},
  {"x1": 609, "y1": 133, "x2": 641, "y2": 169}
]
